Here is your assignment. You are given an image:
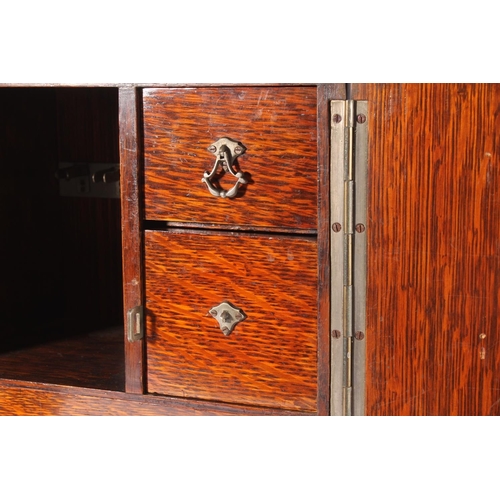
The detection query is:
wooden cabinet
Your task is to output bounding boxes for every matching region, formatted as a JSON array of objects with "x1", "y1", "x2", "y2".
[
  {"x1": 0, "y1": 84, "x2": 339, "y2": 415},
  {"x1": 0, "y1": 83, "x2": 498, "y2": 415}
]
